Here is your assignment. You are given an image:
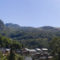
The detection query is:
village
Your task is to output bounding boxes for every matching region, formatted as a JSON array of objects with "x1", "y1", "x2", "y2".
[
  {"x1": 22, "y1": 48, "x2": 53, "y2": 60},
  {"x1": 0, "y1": 48, "x2": 53, "y2": 60}
]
